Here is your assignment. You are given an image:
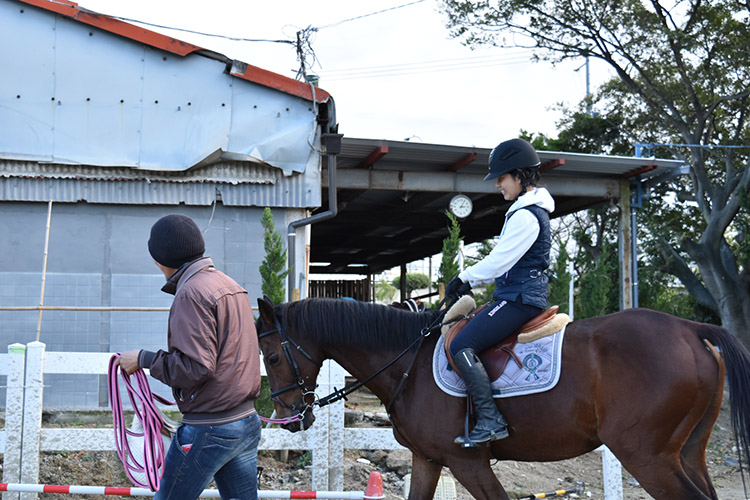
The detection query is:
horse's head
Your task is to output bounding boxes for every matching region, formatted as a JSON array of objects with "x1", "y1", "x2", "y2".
[{"x1": 256, "y1": 296, "x2": 320, "y2": 431}]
